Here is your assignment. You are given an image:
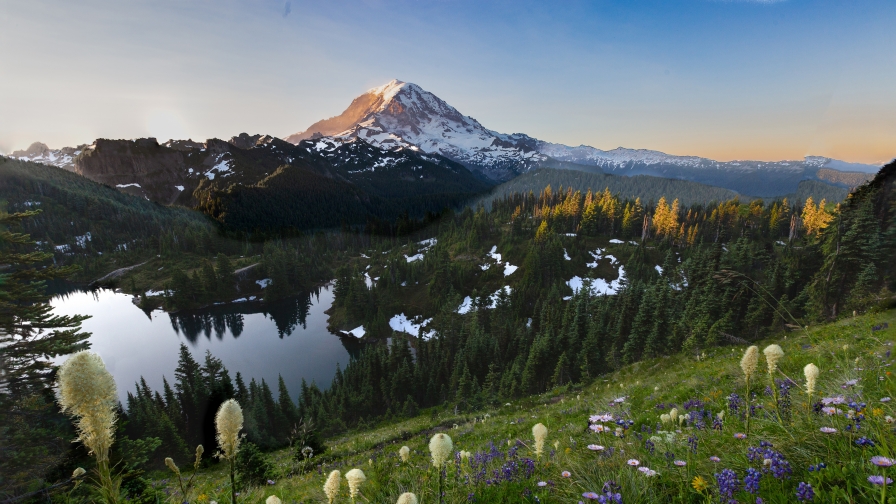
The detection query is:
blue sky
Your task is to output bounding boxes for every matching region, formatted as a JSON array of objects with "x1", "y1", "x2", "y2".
[{"x1": 1, "y1": 0, "x2": 893, "y2": 163}]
